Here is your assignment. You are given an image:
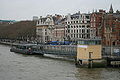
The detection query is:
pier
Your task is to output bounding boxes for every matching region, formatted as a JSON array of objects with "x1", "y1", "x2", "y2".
[
  {"x1": 102, "y1": 46, "x2": 120, "y2": 67},
  {"x1": 43, "y1": 45, "x2": 77, "y2": 57},
  {"x1": 1, "y1": 39, "x2": 120, "y2": 68}
]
